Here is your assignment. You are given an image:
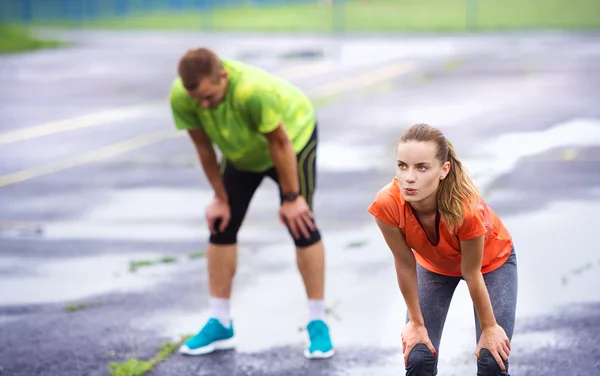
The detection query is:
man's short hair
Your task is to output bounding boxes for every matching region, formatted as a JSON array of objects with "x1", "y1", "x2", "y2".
[{"x1": 178, "y1": 47, "x2": 222, "y2": 91}]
